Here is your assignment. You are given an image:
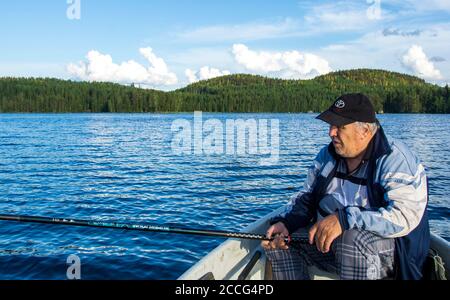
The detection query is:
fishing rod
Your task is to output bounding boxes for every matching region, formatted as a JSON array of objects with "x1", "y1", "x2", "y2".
[{"x1": 0, "y1": 214, "x2": 308, "y2": 245}]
